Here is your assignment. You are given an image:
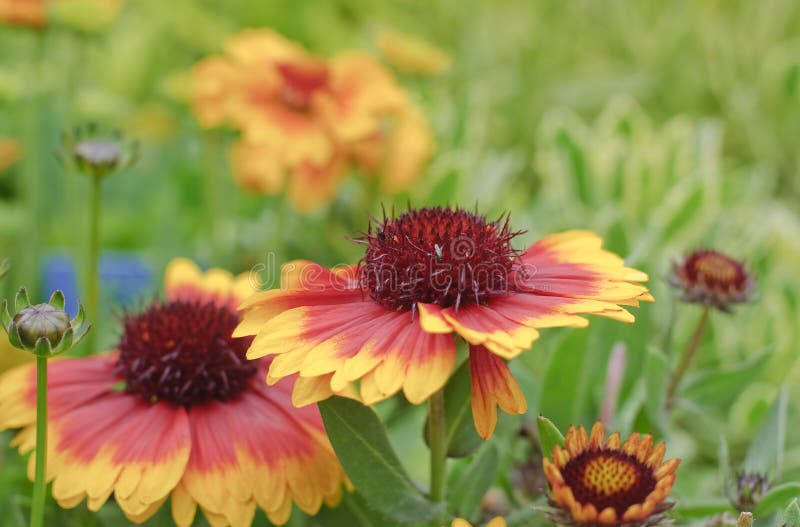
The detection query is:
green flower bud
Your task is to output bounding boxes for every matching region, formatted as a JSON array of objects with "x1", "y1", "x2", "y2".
[
  {"x1": 60, "y1": 123, "x2": 138, "y2": 180},
  {"x1": 13, "y1": 304, "x2": 70, "y2": 348},
  {"x1": 2, "y1": 287, "x2": 91, "y2": 357}
]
